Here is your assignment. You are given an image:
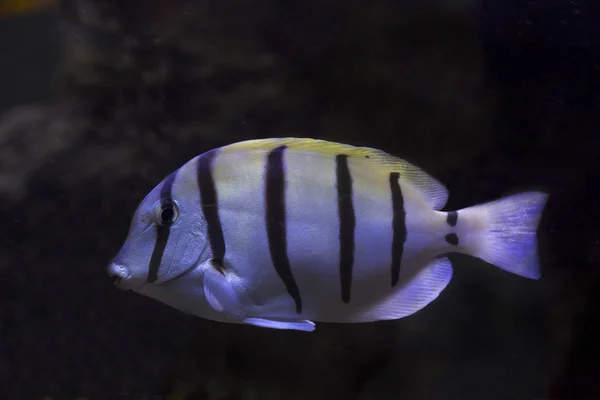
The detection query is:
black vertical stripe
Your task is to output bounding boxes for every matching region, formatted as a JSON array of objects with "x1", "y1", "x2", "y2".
[
  {"x1": 147, "y1": 170, "x2": 178, "y2": 283},
  {"x1": 197, "y1": 150, "x2": 226, "y2": 262},
  {"x1": 265, "y1": 145, "x2": 303, "y2": 314},
  {"x1": 336, "y1": 154, "x2": 356, "y2": 303},
  {"x1": 445, "y1": 233, "x2": 459, "y2": 246},
  {"x1": 447, "y1": 211, "x2": 458, "y2": 227},
  {"x1": 390, "y1": 172, "x2": 407, "y2": 287}
]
